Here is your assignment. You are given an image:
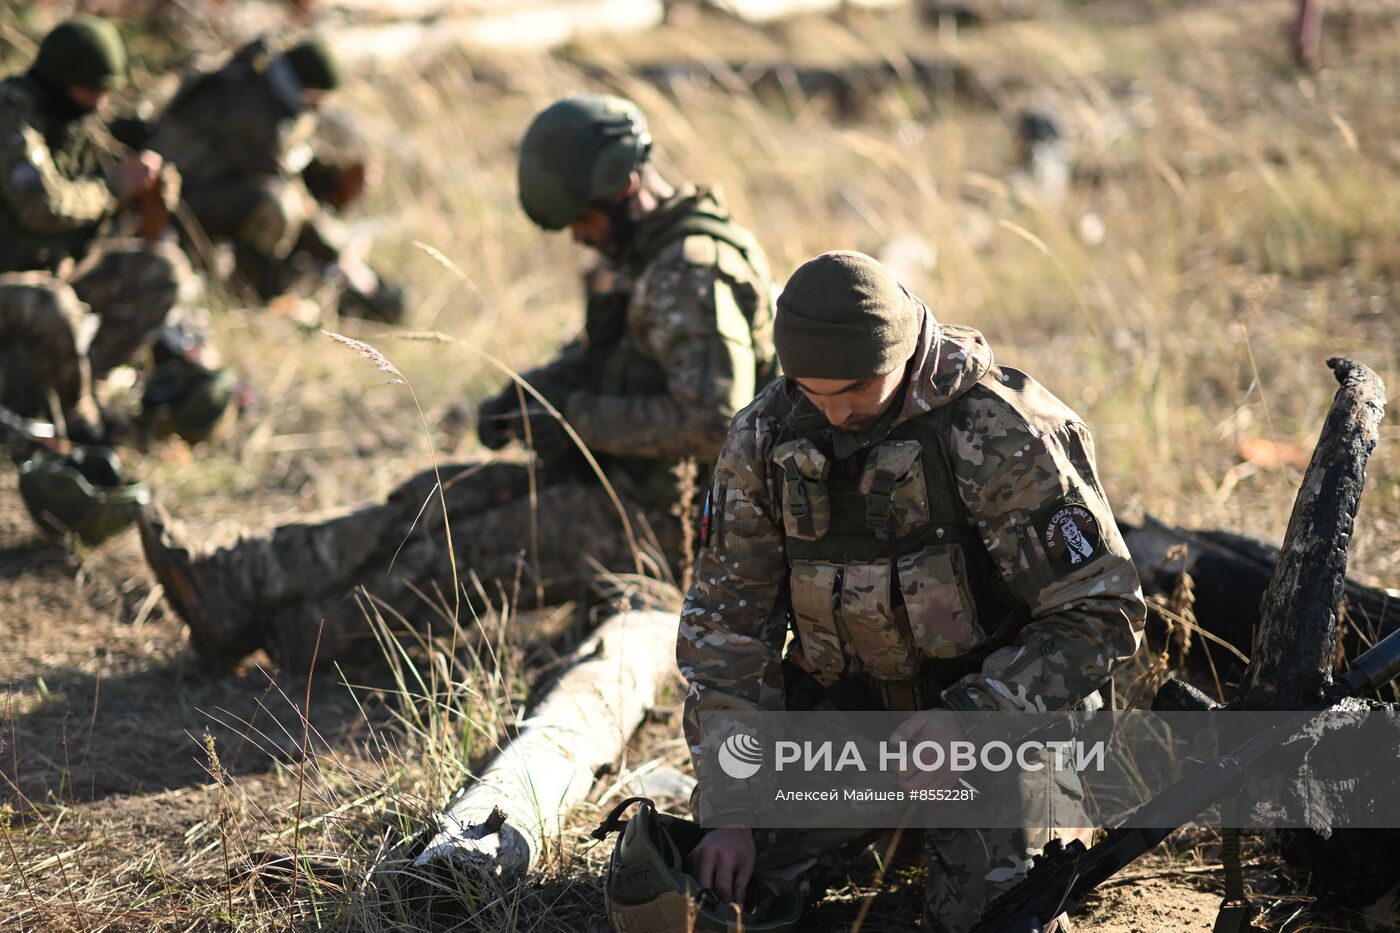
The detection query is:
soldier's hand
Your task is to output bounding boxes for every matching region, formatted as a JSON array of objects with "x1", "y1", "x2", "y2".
[
  {"x1": 689, "y1": 826, "x2": 755, "y2": 907},
  {"x1": 890, "y1": 710, "x2": 967, "y2": 792},
  {"x1": 116, "y1": 151, "x2": 164, "y2": 200},
  {"x1": 475, "y1": 389, "x2": 519, "y2": 450},
  {"x1": 519, "y1": 411, "x2": 567, "y2": 462}
]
